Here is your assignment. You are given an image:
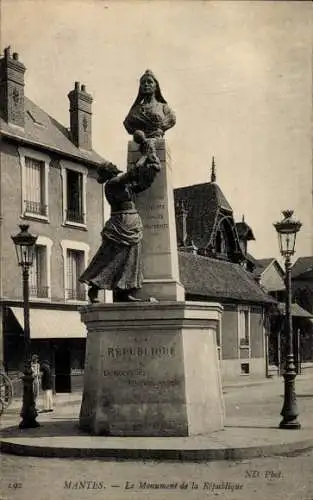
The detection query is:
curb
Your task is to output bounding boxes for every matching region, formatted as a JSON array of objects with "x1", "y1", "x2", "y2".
[{"x1": 2, "y1": 438, "x2": 313, "y2": 462}]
